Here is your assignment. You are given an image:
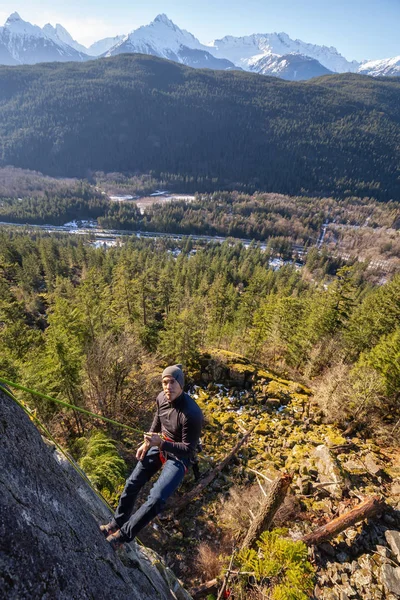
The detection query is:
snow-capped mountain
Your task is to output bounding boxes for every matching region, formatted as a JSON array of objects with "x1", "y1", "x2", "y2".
[
  {"x1": 0, "y1": 12, "x2": 399, "y2": 82},
  {"x1": 106, "y1": 14, "x2": 203, "y2": 59},
  {"x1": 358, "y1": 56, "x2": 400, "y2": 77},
  {"x1": 105, "y1": 14, "x2": 236, "y2": 70},
  {"x1": 250, "y1": 53, "x2": 332, "y2": 80},
  {"x1": 42, "y1": 23, "x2": 88, "y2": 55},
  {"x1": 88, "y1": 35, "x2": 125, "y2": 57},
  {"x1": 0, "y1": 12, "x2": 88, "y2": 65},
  {"x1": 208, "y1": 32, "x2": 359, "y2": 74}
]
